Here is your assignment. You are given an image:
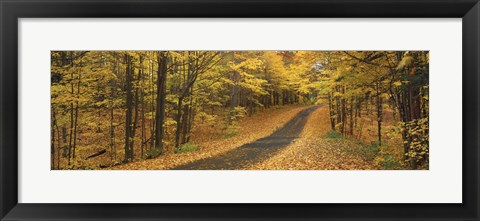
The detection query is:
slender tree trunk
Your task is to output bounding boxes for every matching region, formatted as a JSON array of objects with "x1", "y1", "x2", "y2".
[
  {"x1": 341, "y1": 87, "x2": 347, "y2": 135},
  {"x1": 150, "y1": 54, "x2": 155, "y2": 151},
  {"x1": 51, "y1": 108, "x2": 56, "y2": 169},
  {"x1": 229, "y1": 67, "x2": 240, "y2": 125},
  {"x1": 56, "y1": 125, "x2": 61, "y2": 169},
  {"x1": 72, "y1": 73, "x2": 81, "y2": 160},
  {"x1": 110, "y1": 106, "x2": 115, "y2": 161},
  {"x1": 136, "y1": 55, "x2": 145, "y2": 159},
  {"x1": 141, "y1": 82, "x2": 145, "y2": 158},
  {"x1": 181, "y1": 103, "x2": 189, "y2": 144},
  {"x1": 132, "y1": 70, "x2": 140, "y2": 161},
  {"x1": 68, "y1": 53, "x2": 74, "y2": 165},
  {"x1": 354, "y1": 100, "x2": 359, "y2": 130},
  {"x1": 328, "y1": 93, "x2": 336, "y2": 131},
  {"x1": 349, "y1": 98, "x2": 354, "y2": 136},
  {"x1": 175, "y1": 98, "x2": 183, "y2": 150},
  {"x1": 62, "y1": 127, "x2": 67, "y2": 158},
  {"x1": 110, "y1": 52, "x2": 118, "y2": 162},
  {"x1": 336, "y1": 86, "x2": 341, "y2": 132},
  {"x1": 124, "y1": 54, "x2": 134, "y2": 163},
  {"x1": 155, "y1": 52, "x2": 167, "y2": 153},
  {"x1": 376, "y1": 82, "x2": 383, "y2": 145},
  {"x1": 186, "y1": 88, "x2": 195, "y2": 143}
]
